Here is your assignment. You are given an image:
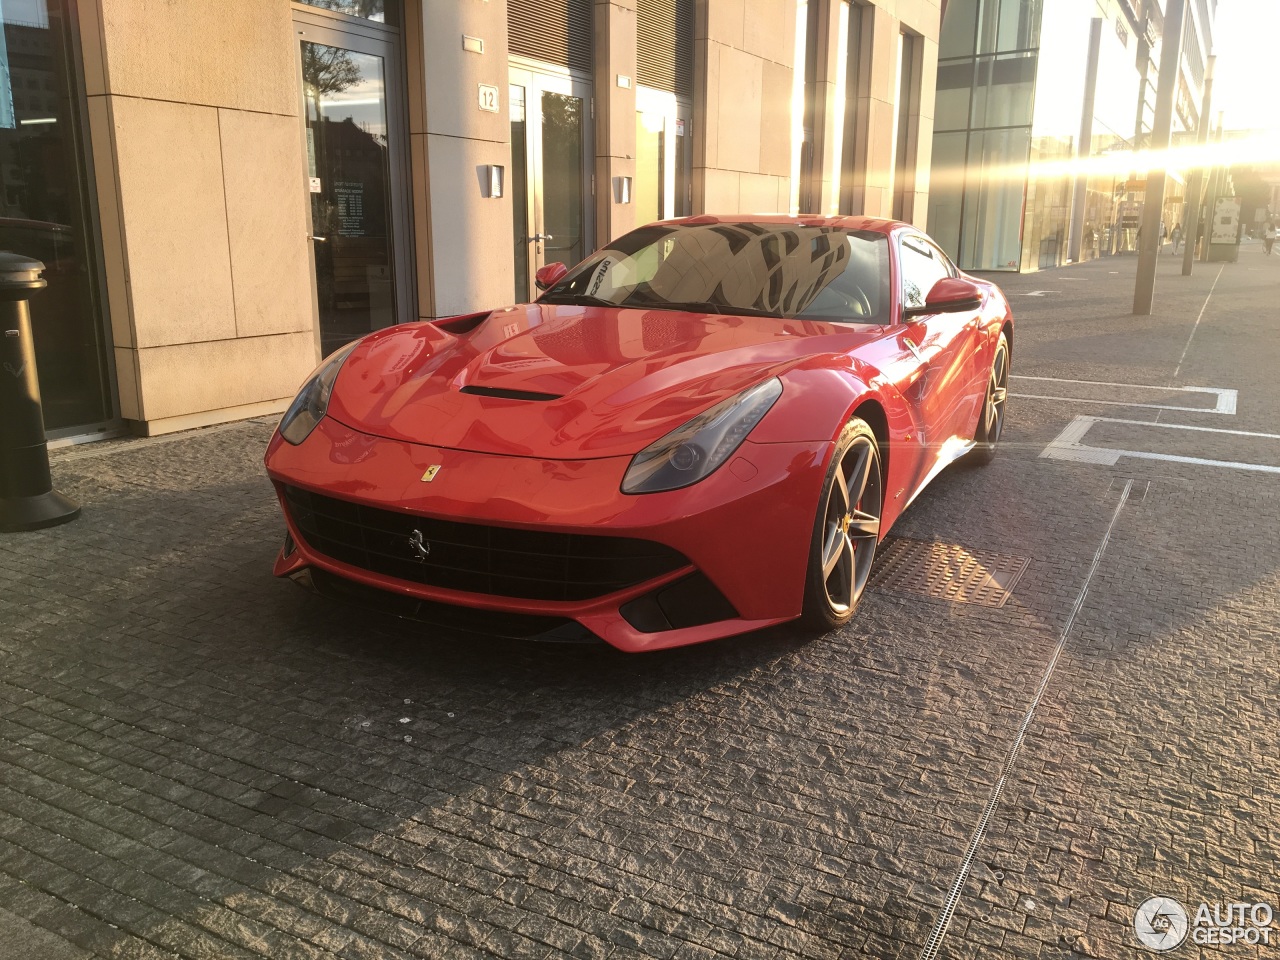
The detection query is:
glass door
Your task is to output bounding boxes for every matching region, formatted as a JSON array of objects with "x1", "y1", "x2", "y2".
[
  {"x1": 294, "y1": 9, "x2": 413, "y2": 355},
  {"x1": 510, "y1": 64, "x2": 593, "y2": 303},
  {"x1": 635, "y1": 86, "x2": 692, "y2": 228},
  {"x1": 1, "y1": 0, "x2": 116, "y2": 434}
]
